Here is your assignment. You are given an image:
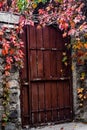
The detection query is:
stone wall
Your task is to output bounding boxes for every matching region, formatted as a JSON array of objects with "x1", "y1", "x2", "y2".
[
  {"x1": 72, "y1": 0, "x2": 87, "y2": 122},
  {"x1": 0, "y1": 13, "x2": 21, "y2": 130},
  {"x1": 72, "y1": 60, "x2": 87, "y2": 122},
  {"x1": 72, "y1": 61, "x2": 78, "y2": 119},
  {"x1": 0, "y1": 11, "x2": 87, "y2": 130},
  {"x1": 0, "y1": 51, "x2": 21, "y2": 130}
]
